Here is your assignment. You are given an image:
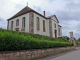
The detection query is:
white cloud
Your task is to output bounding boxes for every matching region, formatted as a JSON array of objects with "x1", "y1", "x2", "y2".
[
  {"x1": 0, "y1": 0, "x2": 67, "y2": 20},
  {"x1": 60, "y1": 20, "x2": 80, "y2": 39},
  {"x1": 11, "y1": 0, "x2": 22, "y2": 4},
  {"x1": 0, "y1": 0, "x2": 80, "y2": 39}
]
